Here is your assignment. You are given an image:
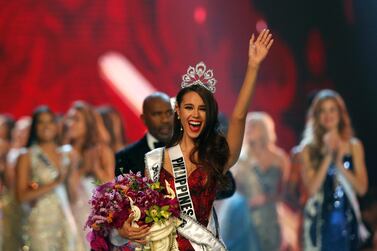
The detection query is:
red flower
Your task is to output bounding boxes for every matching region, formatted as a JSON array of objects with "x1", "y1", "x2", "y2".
[
  {"x1": 87, "y1": 232, "x2": 108, "y2": 251},
  {"x1": 86, "y1": 171, "x2": 180, "y2": 249}
]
